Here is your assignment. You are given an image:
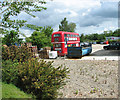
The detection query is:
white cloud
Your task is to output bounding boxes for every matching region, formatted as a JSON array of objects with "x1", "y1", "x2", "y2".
[
  {"x1": 54, "y1": 9, "x2": 78, "y2": 17},
  {"x1": 100, "y1": 0, "x2": 119, "y2": 2},
  {"x1": 20, "y1": 28, "x2": 34, "y2": 37},
  {"x1": 82, "y1": 9, "x2": 91, "y2": 16},
  {"x1": 6, "y1": 0, "x2": 118, "y2": 36},
  {"x1": 82, "y1": 13, "x2": 87, "y2": 16},
  {"x1": 76, "y1": 18, "x2": 117, "y2": 35},
  {"x1": 104, "y1": 28, "x2": 108, "y2": 31},
  {"x1": 52, "y1": 0, "x2": 101, "y2": 9}
]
